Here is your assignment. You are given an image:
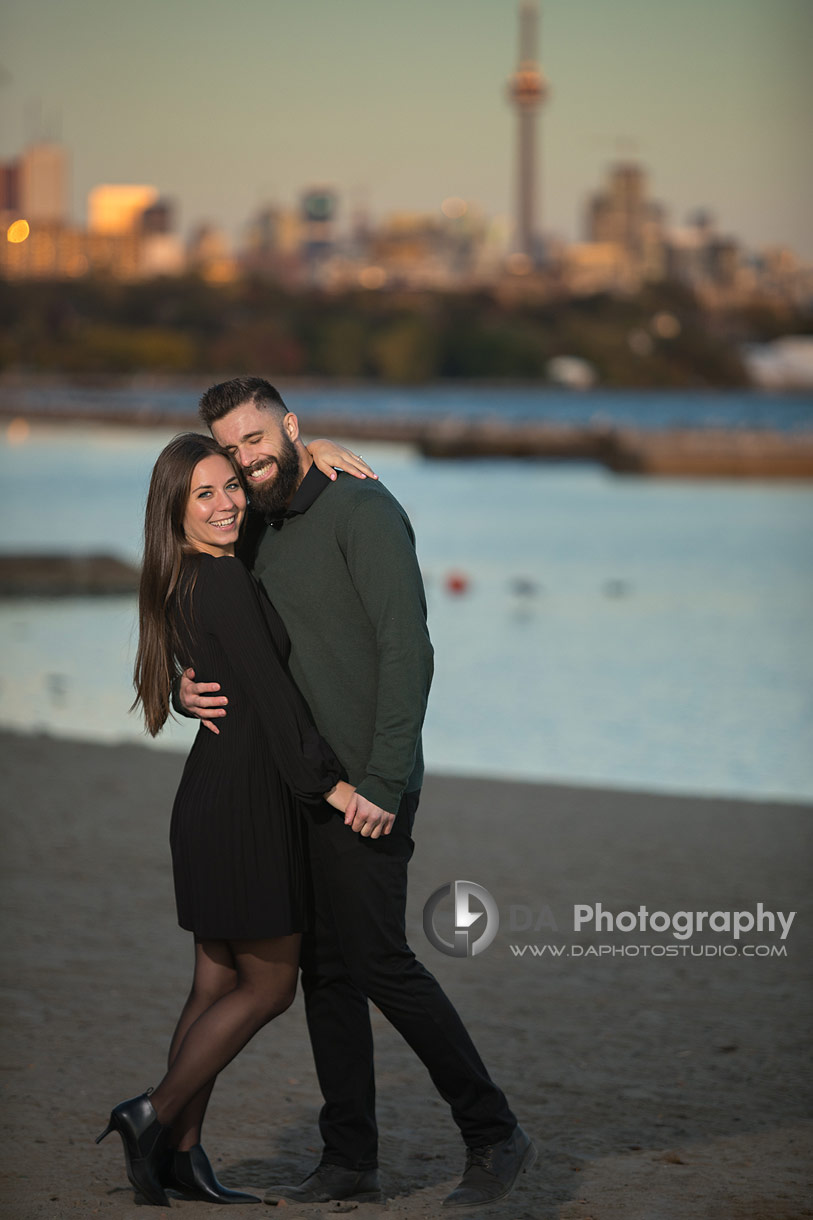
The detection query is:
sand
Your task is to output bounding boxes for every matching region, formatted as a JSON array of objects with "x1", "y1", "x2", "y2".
[{"x1": 0, "y1": 730, "x2": 811, "y2": 1220}]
